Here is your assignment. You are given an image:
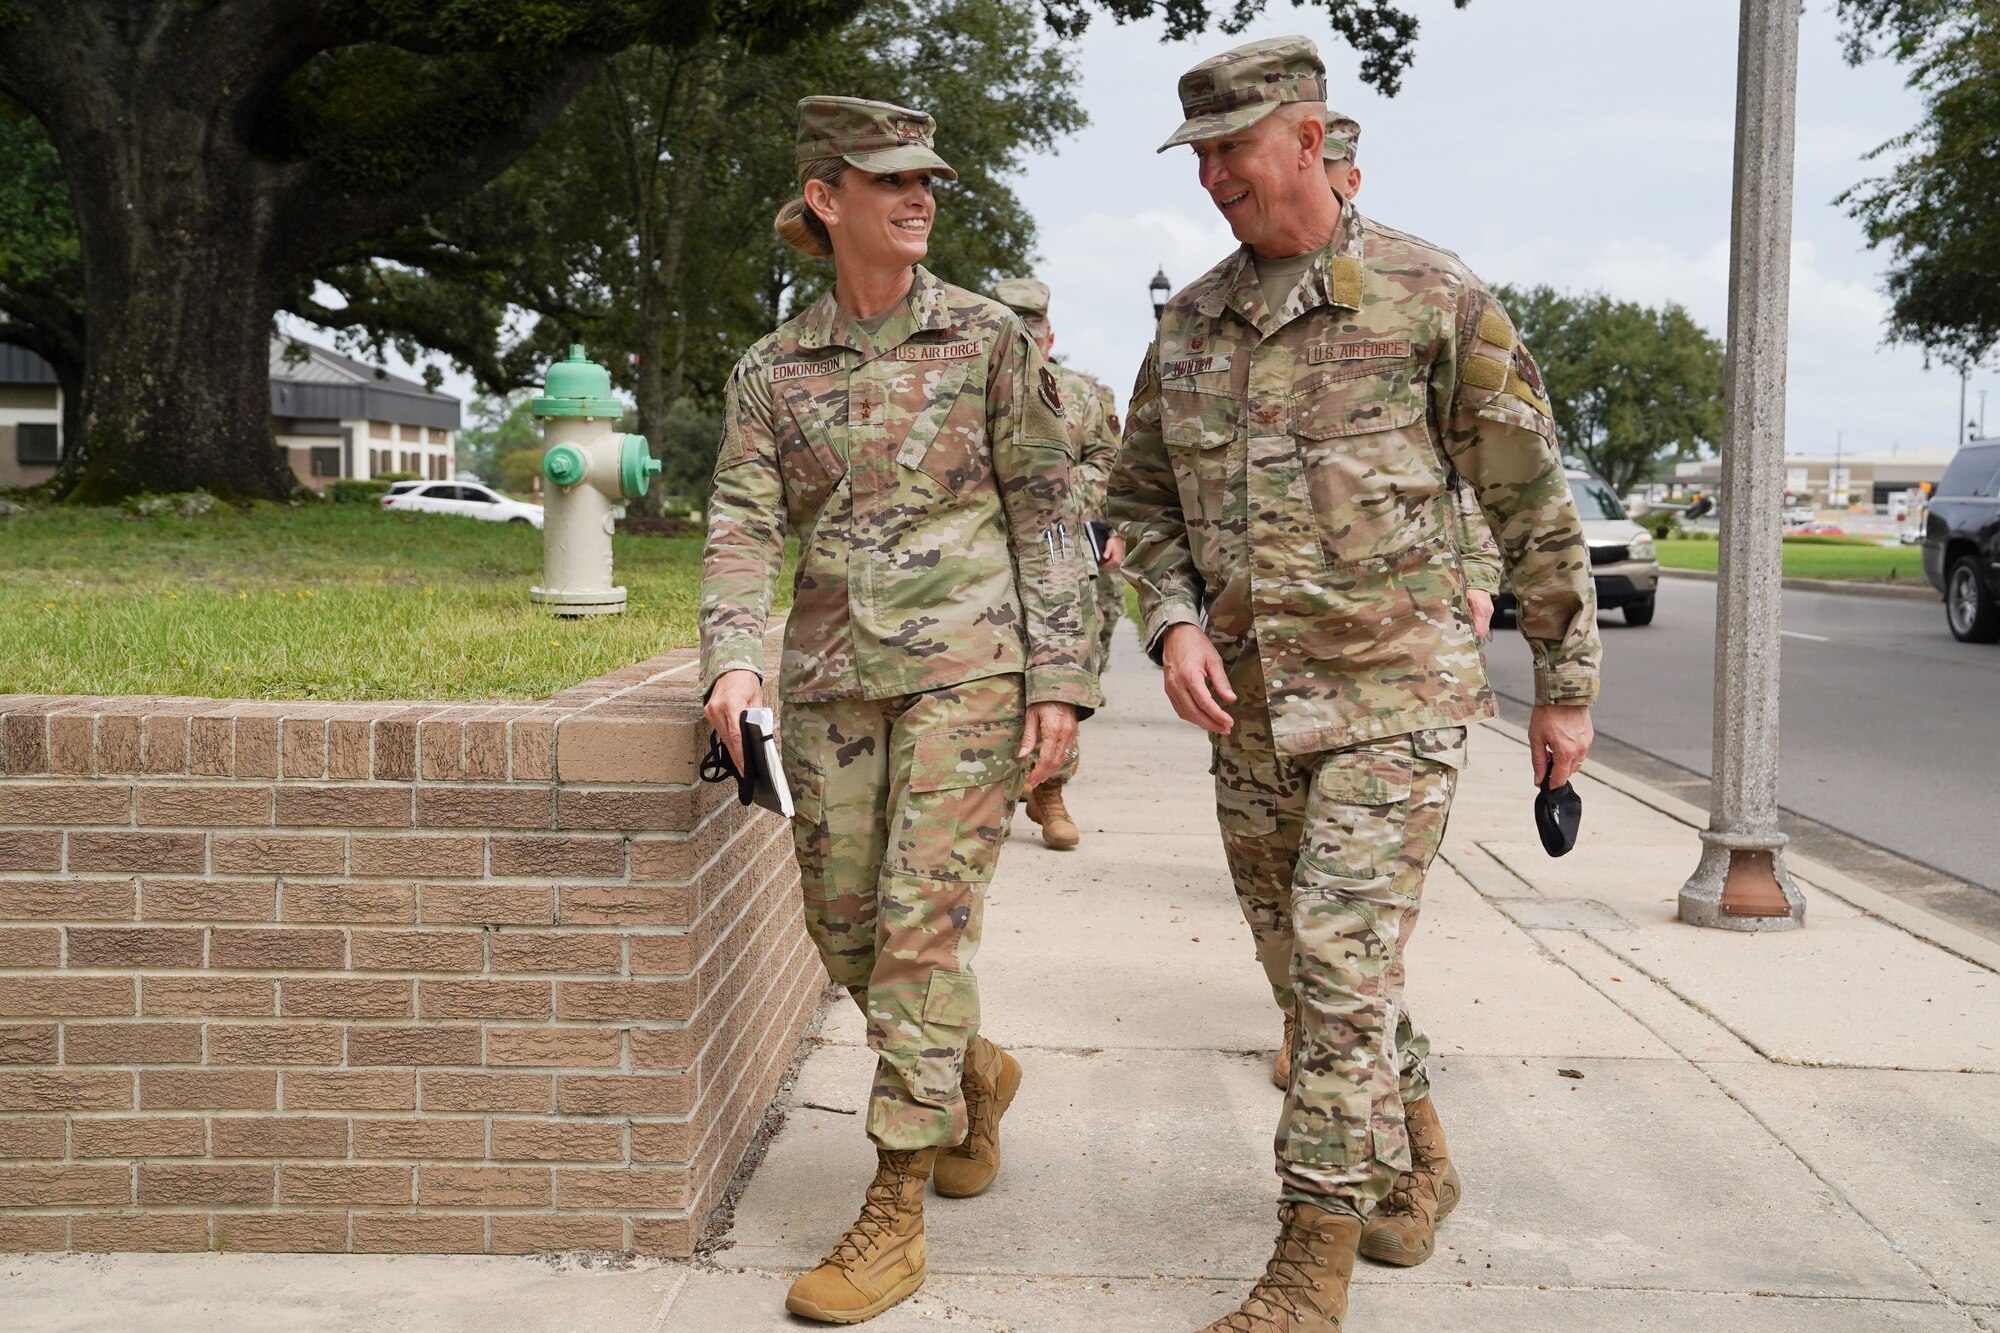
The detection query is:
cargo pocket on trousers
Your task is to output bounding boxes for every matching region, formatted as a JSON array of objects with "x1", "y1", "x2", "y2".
[
  {"x1": 1305, "y1": 749, "x2": 1414, "y2": 886},
  {"x1": 922, "y1": 968, "x2": 980, "y2": 1029},
  {"x1": 785, "y1": 750, "x2": 834, "y2": 898},
  {"x1": 894, "y1": 722, "x2": 1019, "y2": 884}
]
